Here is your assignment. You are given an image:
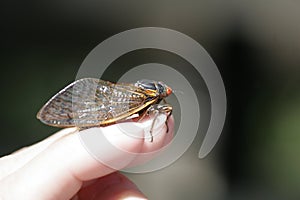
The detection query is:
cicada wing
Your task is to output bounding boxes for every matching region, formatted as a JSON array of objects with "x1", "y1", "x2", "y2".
[{"x1": 37, "y1": 78, "x2": 147, "y2": 127}]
